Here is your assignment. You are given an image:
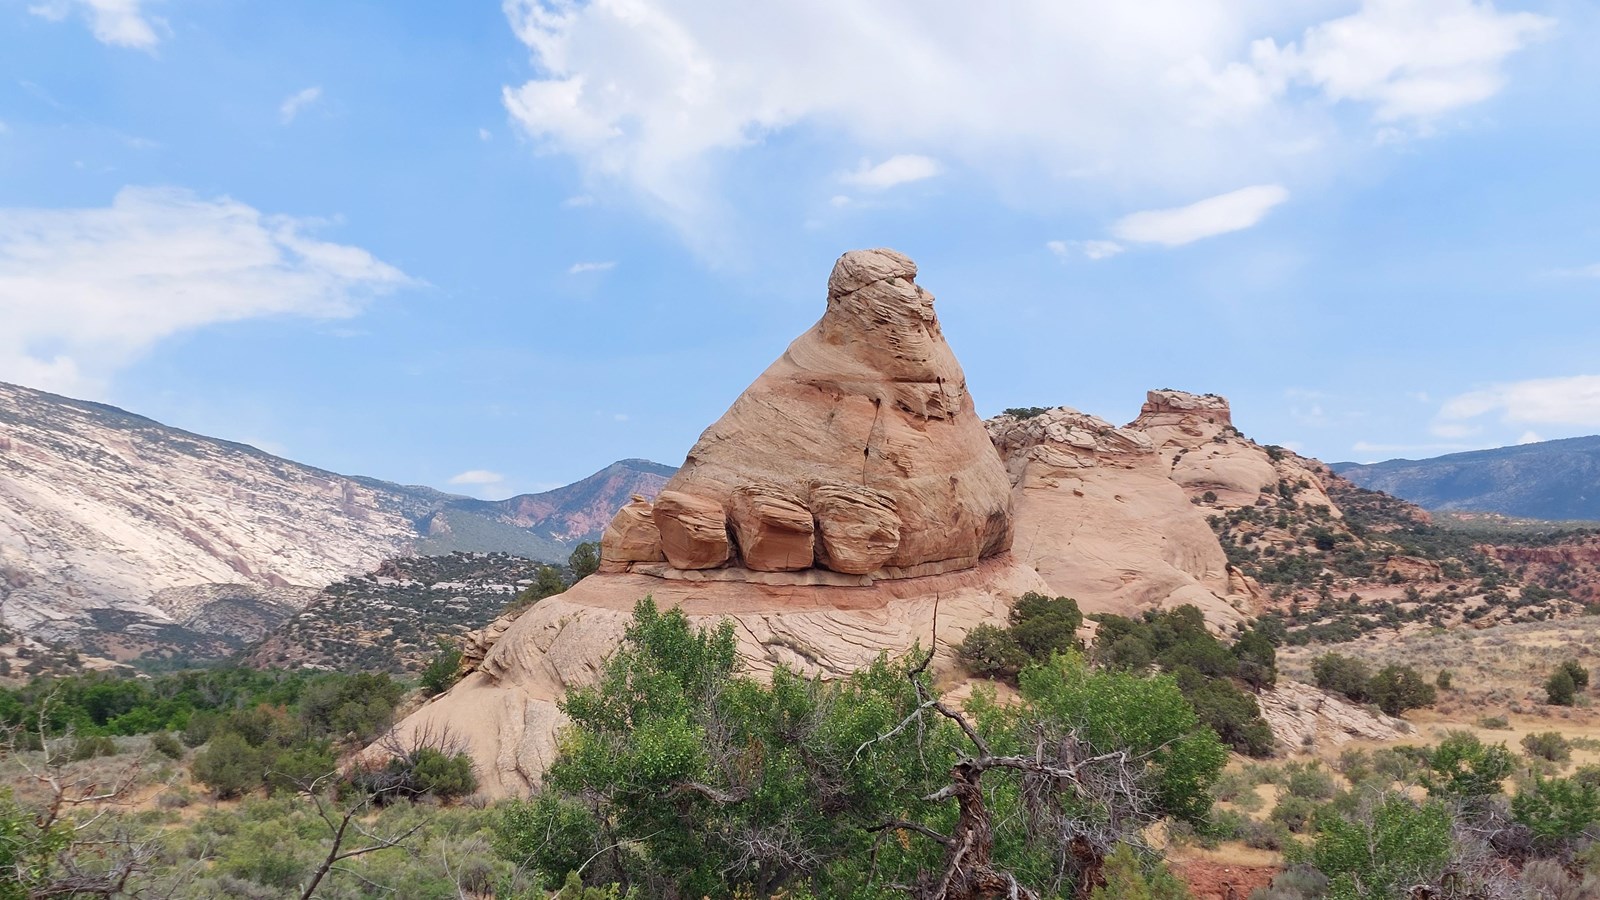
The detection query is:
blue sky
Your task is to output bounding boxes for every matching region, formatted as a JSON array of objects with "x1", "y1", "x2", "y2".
[{"x1": 2, "y1": 0, "x2": 1598, "y2": 498}]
